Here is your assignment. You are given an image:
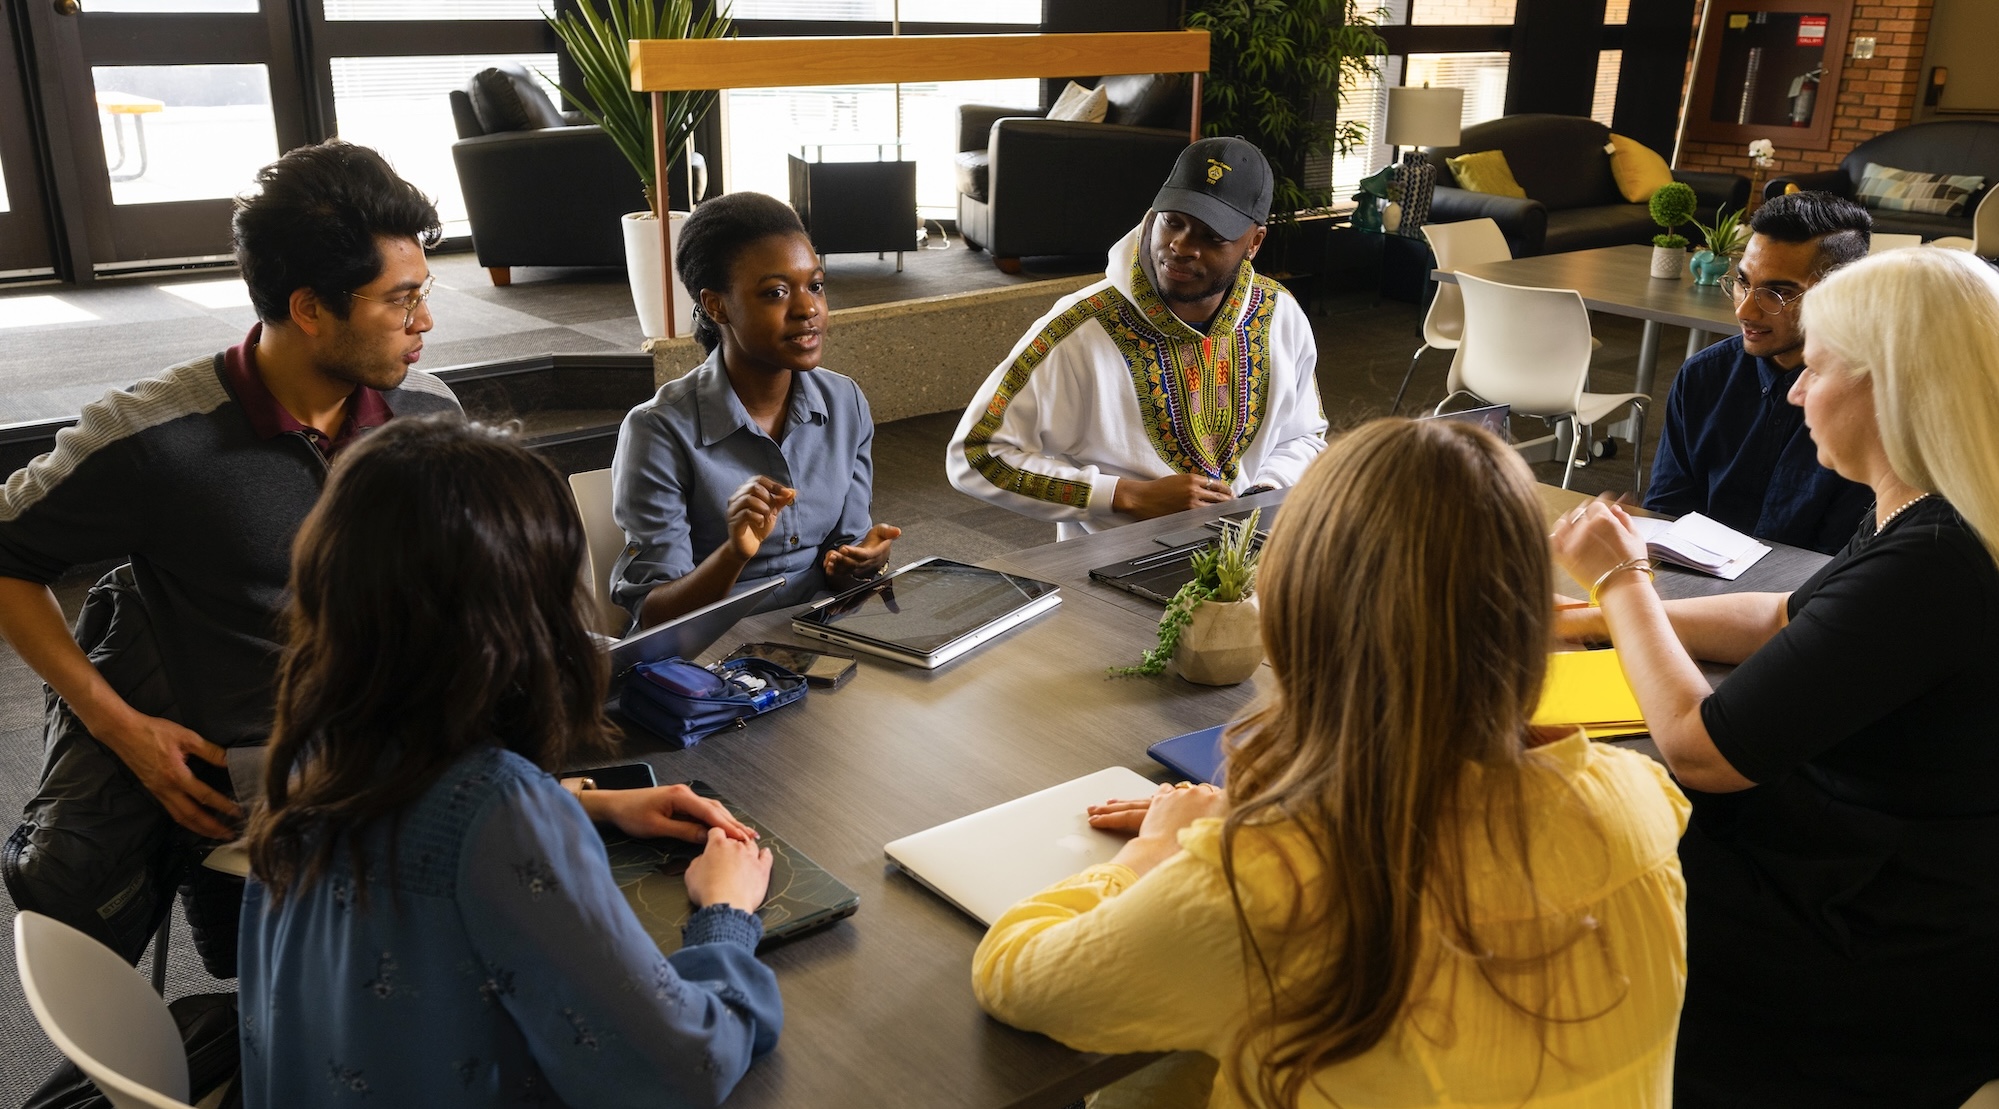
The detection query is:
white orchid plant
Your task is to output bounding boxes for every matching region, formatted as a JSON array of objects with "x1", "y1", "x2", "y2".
[{"x1": 1748, "y1": 139, "x2": 1777, "y2": 169}]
